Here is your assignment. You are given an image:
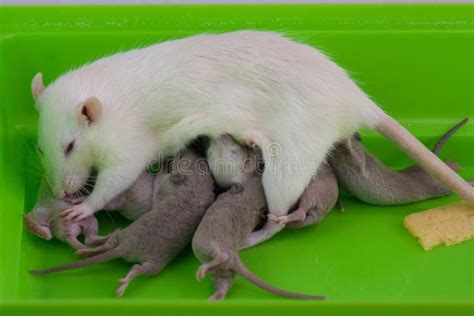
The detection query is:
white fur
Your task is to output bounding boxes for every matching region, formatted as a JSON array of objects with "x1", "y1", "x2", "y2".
[
  {"x1": 35, "y1": 31, "x2": 472, "y2": 232},
  {"x1": 207, "y1": 134, "x2": 254, "y2": 188},
  {"x1": 35, "y1": 31, "x2": 383, "y2": 215}
]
